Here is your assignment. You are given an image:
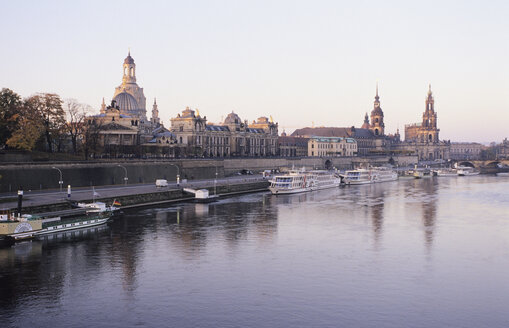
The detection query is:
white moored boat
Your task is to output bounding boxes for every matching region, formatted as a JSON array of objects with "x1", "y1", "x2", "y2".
[
  {"x1": 370, "y1": 167, "x2": 398, "y2": 183},
  {"x1": 344, "y1": 167, "x2": 398, "y2": 185},
  {"x1": 457, "y1": 166, "x2": 480, "y2": 176},
  {"x1": 269, "y1": 169, "x2": 340, "y2": 194},
  {"x1": 435, "y1": 168, "x2": 457, "y2": 177},
  {"x1": 344, "y1": 169, "x2": 372, "y2": 185}
]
